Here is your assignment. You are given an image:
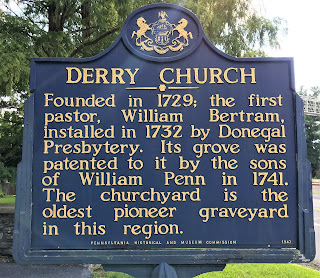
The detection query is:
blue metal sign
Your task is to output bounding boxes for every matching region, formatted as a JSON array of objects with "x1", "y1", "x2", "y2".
[{"x1": 13, "y1": 3, "x2": 315, "y2": 270}]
